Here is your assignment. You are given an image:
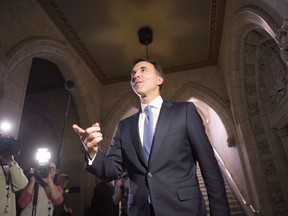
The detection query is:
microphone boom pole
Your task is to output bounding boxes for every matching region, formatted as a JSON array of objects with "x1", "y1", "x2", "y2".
[{"x1": 56, "y1": 80, "x2": 75, "y2": 170}]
